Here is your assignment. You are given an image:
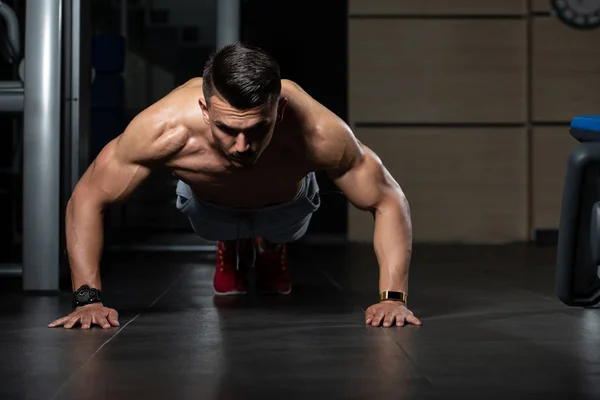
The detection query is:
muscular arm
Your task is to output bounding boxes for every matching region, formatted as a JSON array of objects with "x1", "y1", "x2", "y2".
[
  {"x1": 319, "y1": 122, "x2": 413, "y2": 296},
  {"x1": 66, "y1": 108, "x2": 187, "y2": 291}
]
